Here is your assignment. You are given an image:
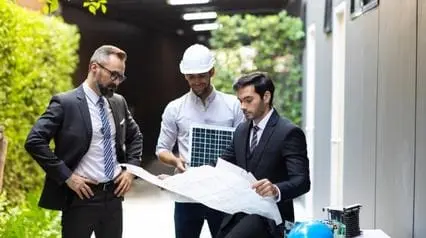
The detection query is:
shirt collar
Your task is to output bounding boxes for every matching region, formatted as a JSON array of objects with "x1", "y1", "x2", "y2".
[
  {"x1": 82, "y1": 82, "x2": 101, "y2": 105},
  {"x1": 253, "y1": 108, "x2": 274, "y2": 131},
  {"x1": 189, "y1": 86, "x2": 217, "y2": 105}
]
